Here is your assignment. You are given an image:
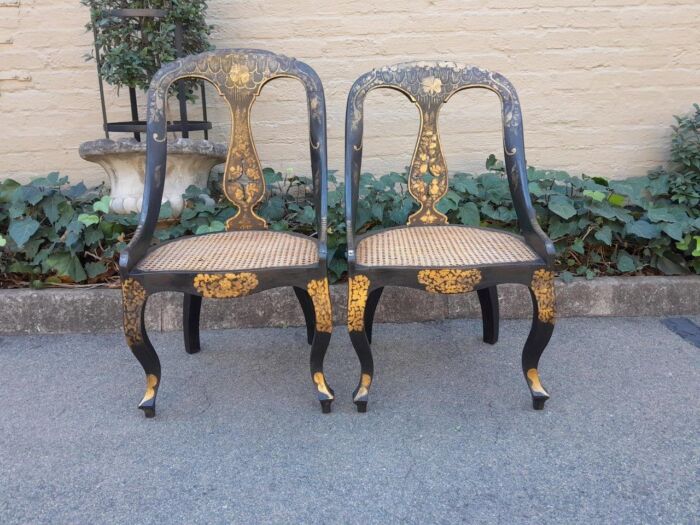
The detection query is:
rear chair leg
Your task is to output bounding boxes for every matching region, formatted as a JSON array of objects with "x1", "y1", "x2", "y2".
[
  {"x1": 364, "y1": 287, "x2": 384, "y2": 344},
  {"x1": 183, "y1": 293, "x2": 202, "y2": 354},
  {"x1": 348, "y1": 275, "x2": 374, "y2": 413},
  {"x1": 477, "y1": 286, "x2": 499, "y2": 344},
  {"x1": 122, "y1": 278, "x2": 161, "y2": 418},
  {"x1": 293, "y1": 286, "x2": 316, "y2": 345},
  {"x1": 306, "y1": 279, "x2": 334, "y2": 413},
  {"x1": 523, "y1": 270, "x2": 556, "y2": 410}
]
